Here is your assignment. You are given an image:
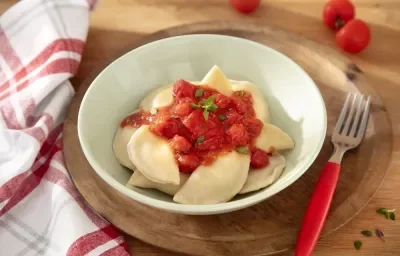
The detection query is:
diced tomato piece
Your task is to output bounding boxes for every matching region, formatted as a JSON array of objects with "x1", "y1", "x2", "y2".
[
  {"x1": 161, "y1": 119, "x2": 180, "y2": 139},
  {"x1": 202, "y1": 89, "x2": 213, "y2": 99},
  {"x1": 176, "y1": 124, "x2": 194, "y2": 142},
  {"x1": 224, "y1": 110, "x2": 242, "y2": 126},
  {"x1": 204, "y1": 127, "x2": 224, "y2": 139},
  {"x1": 148, "y1": 82, "x2": 266, "y2": 170},
  {"x1": 150, "y1": 113, "x2": 167, "y2": 133},
  {"x1": 177, "y1": 154, "x2": 200, "y2": 173},
  {"x1": 250, "y1": 148, "x2": 269, "y2": 169},
  {"x1": 233, "y1": 91, "x2": 253, "y2": 103},
  {"x1": 205, "y1": 113, "x2": 220, "y2": 129},
  {"x1": 232, "y1": 92, "x2": 254, "y2": 115},
  {"x1": 196, "y1": 137, "x2": 225, "y2": 151},
  {"x1": 150, "y1": 115, "x2": 180, "y2": 139},
  {"x1": 226, "y1": 123, "x2": 249, "y2": 145},
  {"x1": 169, "y1": 135, "x2": 192, "y2": 153},
  {"x1": 246, "y1": 106, "x2": 256, "y2": 117},
  {"x1": 176, "y1": 97, "x2": 194, "y2": 104},
  {"x1": 234, "y1": 98, "x2": 250, "y2": 114},
  {"x1": 182, "y1": 110, "x2": 207, "y2": 137},
  {"x1": 242, "y1": 118, "x2": 263, "y2": 137},
  {"x1": 214, "y1": 94, "x2": 230, "y2": 109},
  {"x1": 173, "y1": 79, "x2": 196, "y2": 99},
  {"x1": 174, "y1": 102, "x2": 192, "y2": 116}
]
